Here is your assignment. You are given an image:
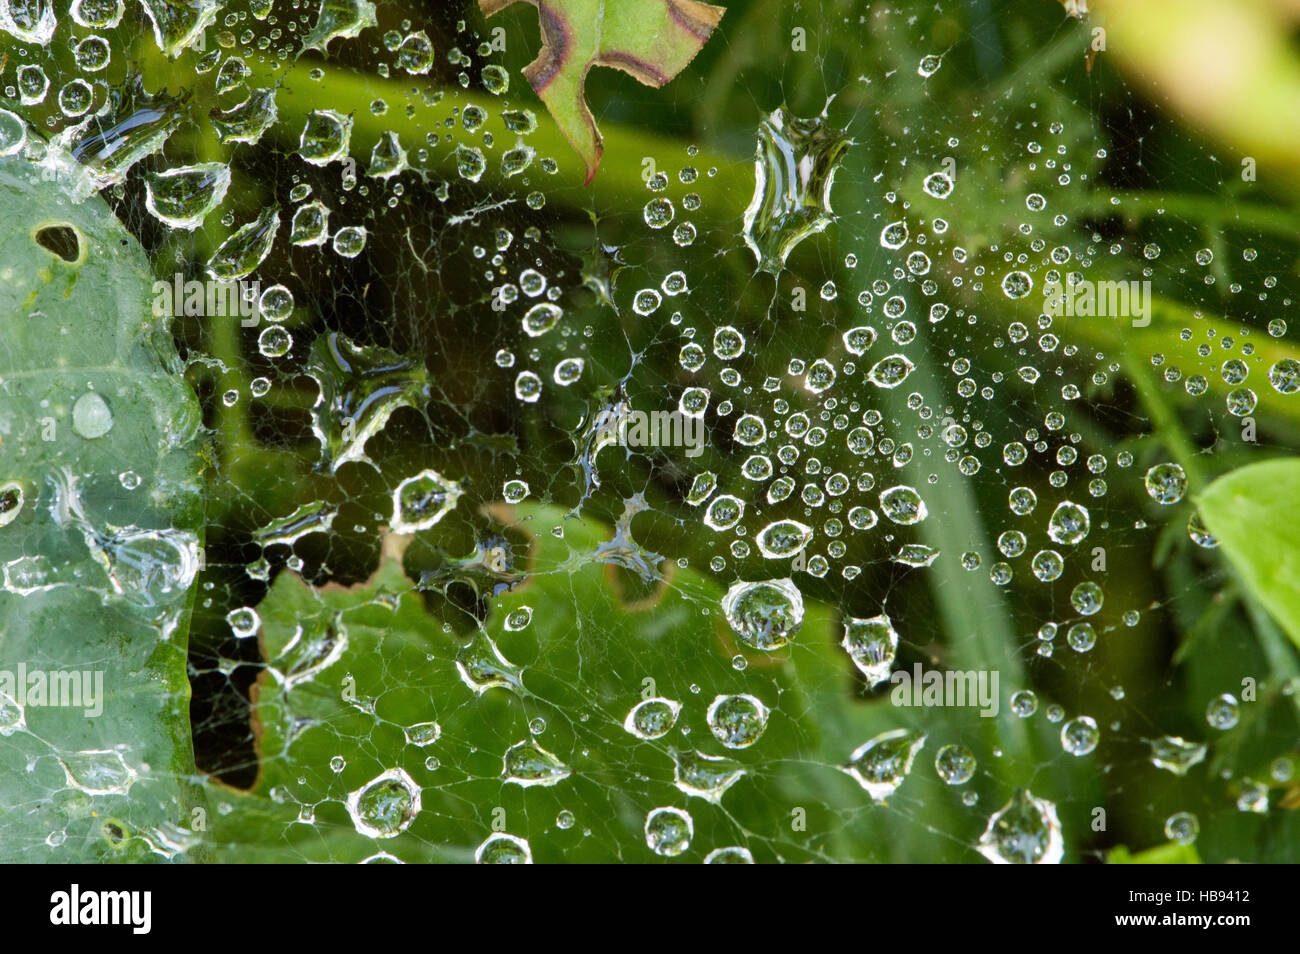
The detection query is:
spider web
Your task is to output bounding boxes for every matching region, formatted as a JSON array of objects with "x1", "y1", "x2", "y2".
[{"x1": 1, "y1": 0, "x2": 1298, "y2": 863}]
